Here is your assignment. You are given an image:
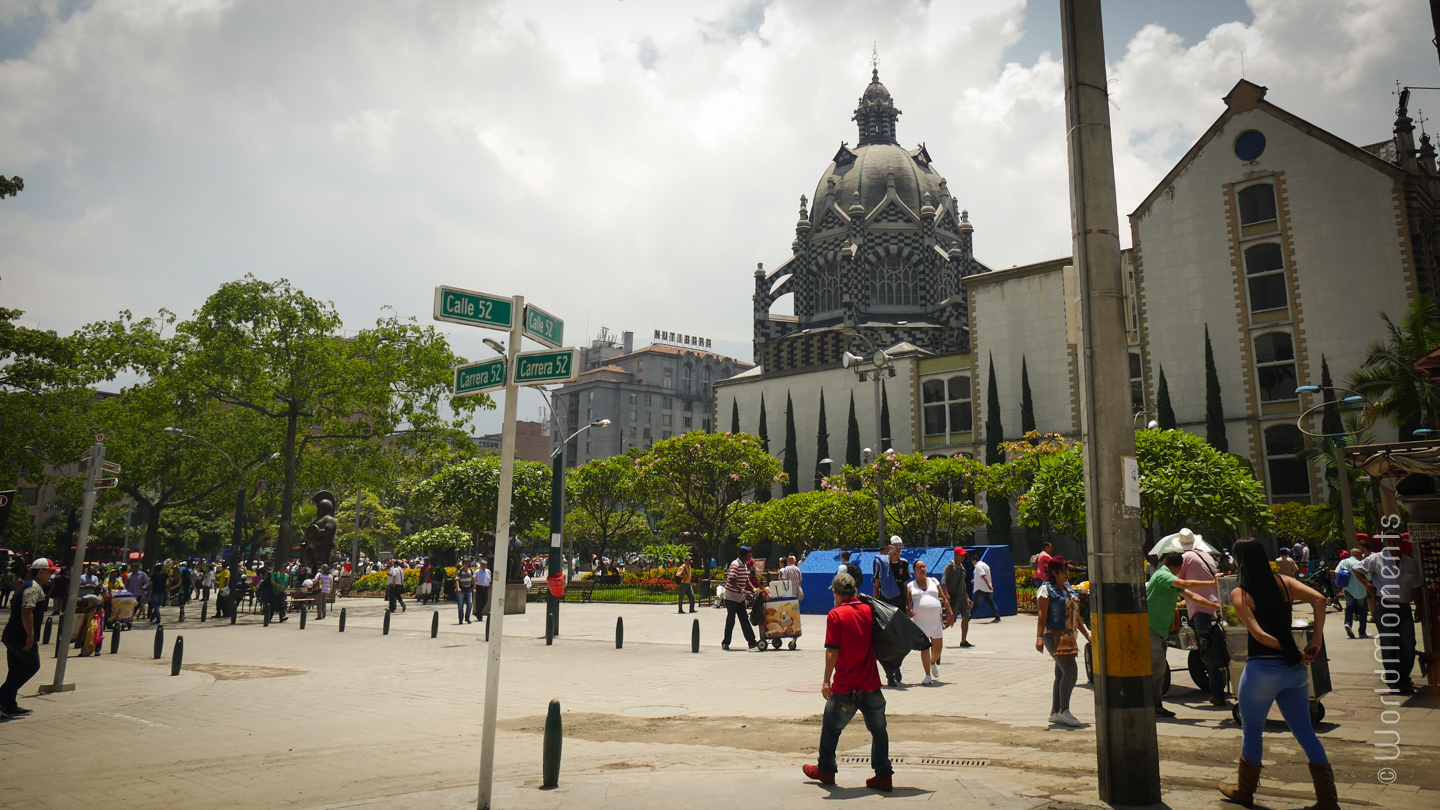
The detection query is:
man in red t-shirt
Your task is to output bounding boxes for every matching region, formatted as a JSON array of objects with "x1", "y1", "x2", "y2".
[
  {"x1": 802, "y1": 572, "x2": 893, "y2": 792},
  {"x1": 1034, "y1": 542, "x2": 1054, "y2": 589}
]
